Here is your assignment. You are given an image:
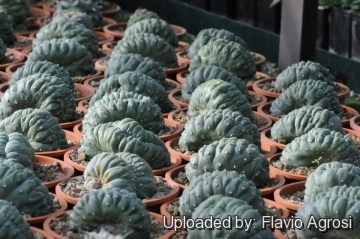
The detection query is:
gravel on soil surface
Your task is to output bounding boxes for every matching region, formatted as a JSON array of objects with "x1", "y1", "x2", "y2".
[
  {"x1": 172, "y1": 110, "x2": 190, "y2": 125},
  {"x1": 34, "y1": 162, "x2": 65, "y2": 182},
  {"x1": 174, "y1": 172, "x2": 189, "y2": 187},
  {"x1": 281, "y1": 190, "x2": 305, "y2": 205},
  {"x1": 172, "y1": 145, "x2": 194, "y2": 157},
  {"x1": 271, "y1": 160, "x2": 316, "y2": 176}
]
